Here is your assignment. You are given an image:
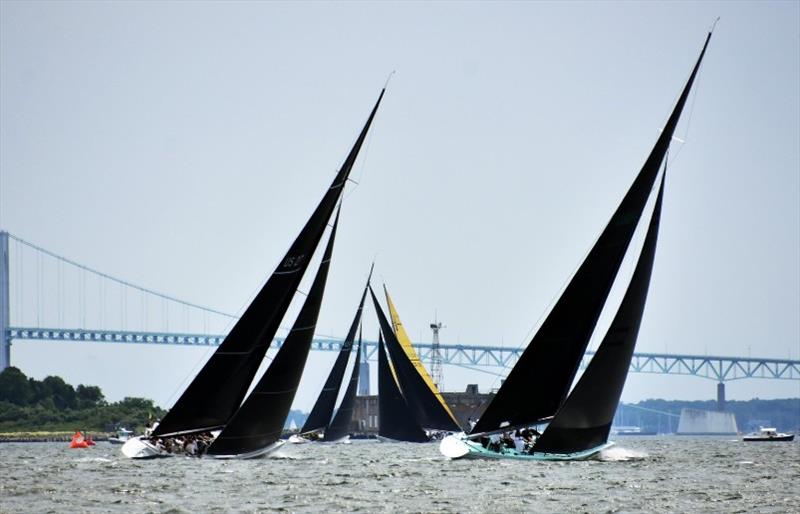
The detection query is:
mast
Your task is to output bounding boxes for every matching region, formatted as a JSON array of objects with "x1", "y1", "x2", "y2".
[
  {"x1": 472, "y1": 32, "x2": 712, "y2": 435},
  {"x1": 377, "y1": 332, "x2": 429, "y2": 442},
  {"x1": 300, "y1": 265, "x2": 372, "y2": 434},
  {"x1": 154, "y1": 90, "x2": 385, "y2": 437},
  {"x1": 430, "y1": 318, "x2": 444, "y2": 390},
  {"x1": 324, "y1": 325, "x2": 364, "y2": 441},
  {"x1": 206, "y1": 208, "x2": 342, "y2": 457},
  {"x1": 533, "y1": 172, "x2": 666, "y2": 454},
  {"x1": 371, "y1": 286, "x2": 461, "y2": 432}
]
